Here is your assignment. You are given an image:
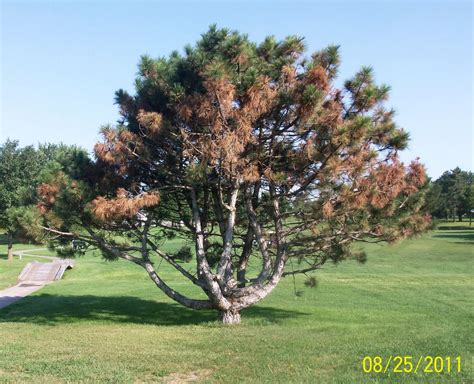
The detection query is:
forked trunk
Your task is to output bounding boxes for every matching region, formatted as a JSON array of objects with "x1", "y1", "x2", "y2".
[{"x1": 219, "y1": 309, "x2": 241, "y2": 325}]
